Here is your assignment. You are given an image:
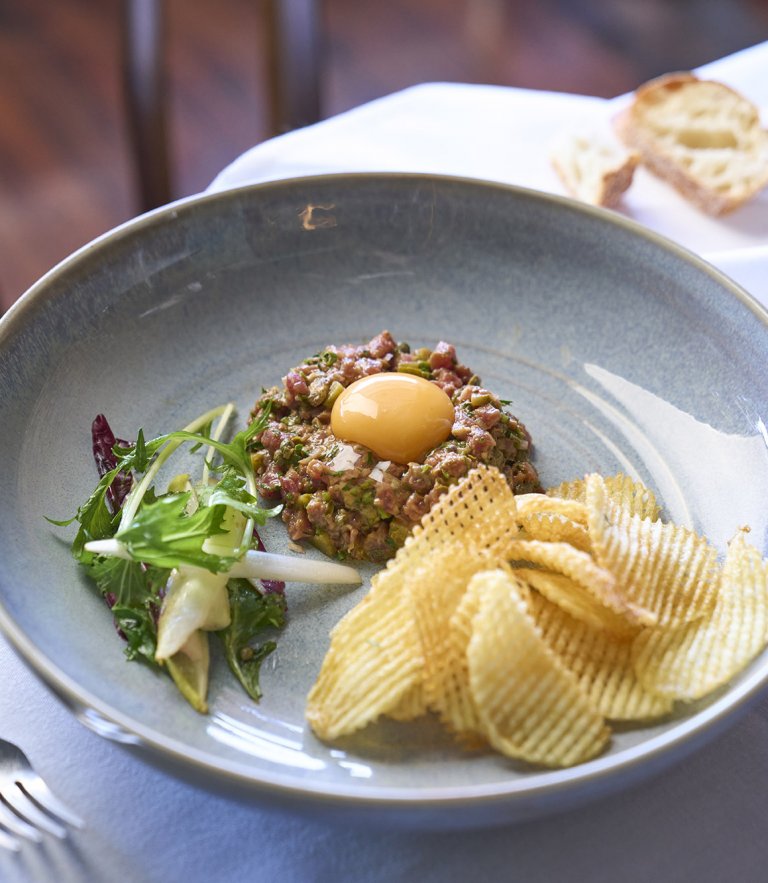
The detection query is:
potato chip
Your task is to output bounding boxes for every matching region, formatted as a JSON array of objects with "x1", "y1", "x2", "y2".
[
  {"x1": 308, "y1": 463, "x2": 766, "y2": 769},
  {"x1": 518, "y1": 512, "x2": 591, "y2": 551},
  {"x1": 307, "y1": 465, "x2": 518, "y2": 740},
  {"x1": 585, "y1": 473, "x2": 717, "y2": 627},
  {"x1": 604, "y1": 473, "x2": 661, "y2": 521},
  {"x1": 417, "y1": 464, "x2": 520, "y2": 553},
  {"x1": 548, "y1": 473, "x2": 661, "y2": 520},
  {"x1": 431, "y1": 570, "x2": 489, "y2": 744},
  {"x1": 409, "y1": 546, "x2": 488, "y2": 735},
  {"x1": 305, "y1": 577, "x2": 424, "y2": 740},
  {"x1": 411, "y1": 468, "x2": 521, "y2": 734},
  {"x1": 386, "y1": 682, "x2": 428, "y2": 722},
  {"x1": 516, "y1": 493, "x2": 588, "y2": 524},
  {"x1": 517, "y1": 567, "x2": 637, "y2": 635},
  {"x1": 530, "y1": 593, "x2": 673, "y2": 720},
  {"x1": 516, "y1": 493, "x2": 590, "y2": 548},
  {"x1": 546, "y1": 477, "x2": 588, "y2": 503},
  {"x1": 466, "y1": 569, "x2": 610, "y2": 767},
  {"x1": 632, "y1": 531, "x2": 768, "y2": 700},
  {"x1": 504, "y1": 538, "x2": 651, "y2": 625}
]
